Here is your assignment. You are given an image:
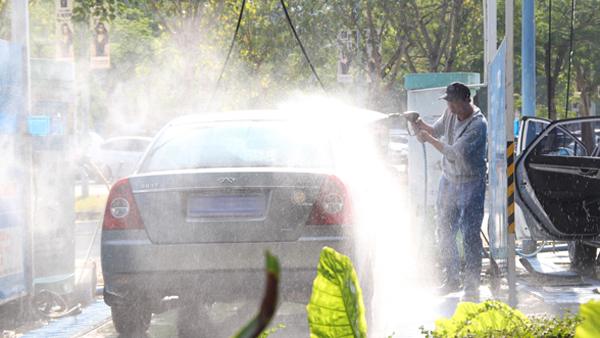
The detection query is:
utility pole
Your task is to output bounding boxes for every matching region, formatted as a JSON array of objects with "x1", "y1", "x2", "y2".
[
  {"x1": 522, "y1": 0, "x2": 536, "y2": 117},
  {"x1": 80, "y1": 24, "x2": 90, "y2": 198},
  {"x1": 506, "y1": 0, "x2": 517, "y2": 308},
  {"x1": 357, "y1": 28, "x2": 363, "y2": 107},
  {"x1": 11, "y1": 0, "x2": 35, "y2": 302}
]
